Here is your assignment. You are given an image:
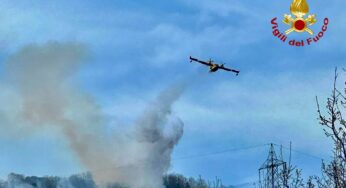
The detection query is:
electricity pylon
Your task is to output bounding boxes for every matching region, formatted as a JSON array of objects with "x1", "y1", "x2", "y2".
[{"x1": 259, "y1": 144, "x2": 287, "y2": 188}]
